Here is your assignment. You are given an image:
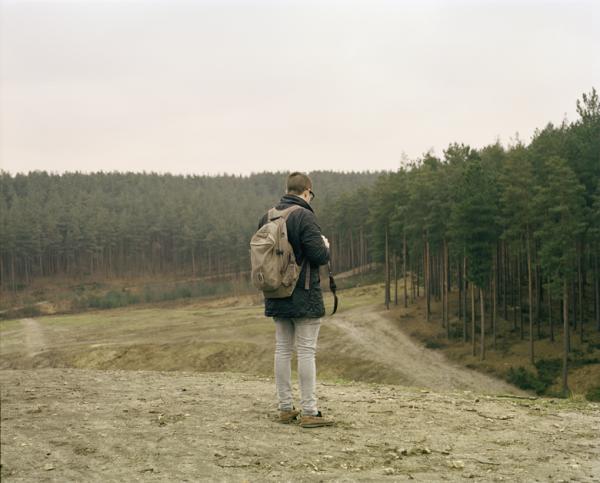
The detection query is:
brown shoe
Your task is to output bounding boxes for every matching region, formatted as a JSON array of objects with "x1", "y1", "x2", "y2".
[
  {"x1": 278, "y1": 407, "x2": 300, "y2": 424},
  {"x1": 299, "y1": 410, "x2": 334, "y2": 428}
]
